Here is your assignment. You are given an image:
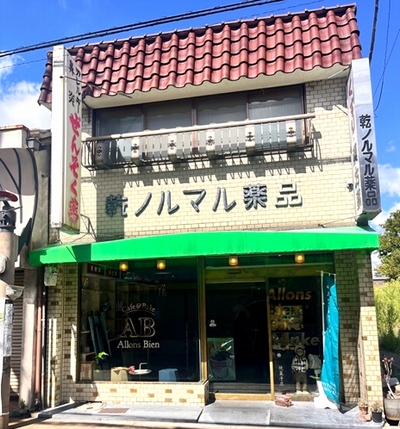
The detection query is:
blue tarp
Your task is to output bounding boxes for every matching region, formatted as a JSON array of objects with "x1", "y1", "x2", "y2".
[{"x1": 321, "y1": 274, "x2": 340, "y2": 404}]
